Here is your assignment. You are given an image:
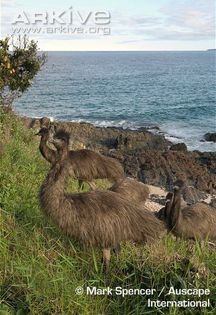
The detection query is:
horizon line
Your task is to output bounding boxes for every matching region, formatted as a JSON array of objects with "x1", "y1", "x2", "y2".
[{"x1": 39, "y1": 49, "x2": 214, "y2": 52}]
